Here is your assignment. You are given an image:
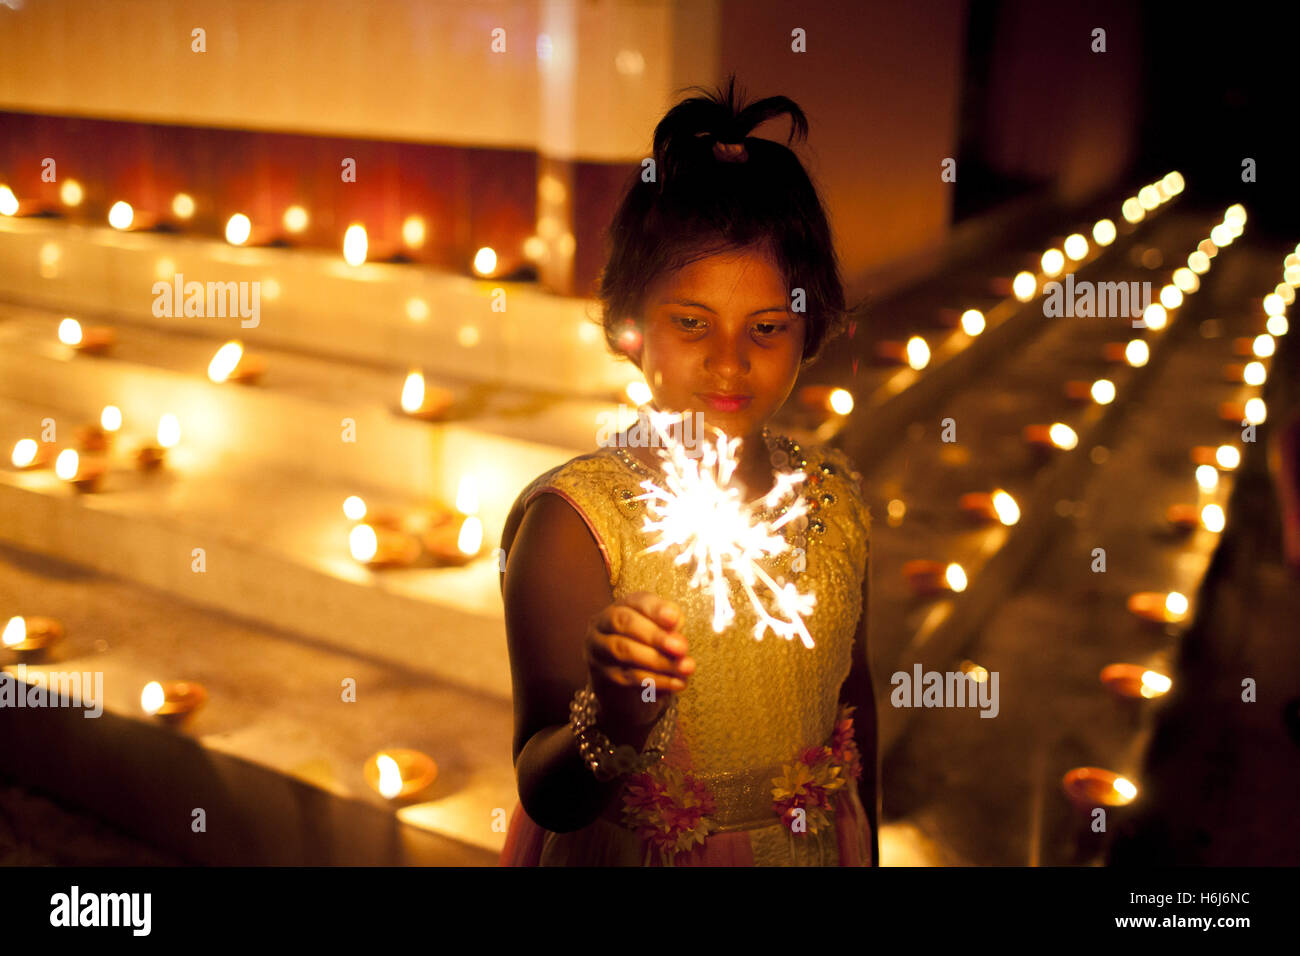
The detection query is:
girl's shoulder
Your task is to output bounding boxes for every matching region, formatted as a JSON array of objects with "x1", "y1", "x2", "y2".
[{"x1": 797, "y1": 439, "x2": 871, "y2": 540}]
